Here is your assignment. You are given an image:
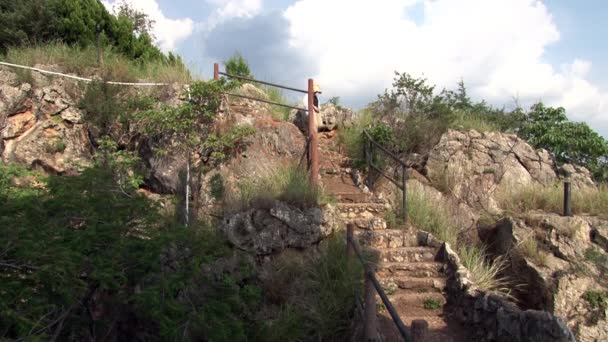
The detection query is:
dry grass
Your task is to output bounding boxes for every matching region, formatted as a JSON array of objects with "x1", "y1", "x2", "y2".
[
  {"x1": 1, "y1": 43, "x2": 191, "y2": 84},
  {"x1": 458, "y1": 245, "x2": 512, "y2": 296},
  {"x1": 224, "y1": 163, "x2": 322, "y2": 213},
  {"x1": 516, "y1": 234, "x2": 548, "y2": 266},
  {"x1": 497, "y1": 182, "x2": 608, "y2": 218}
]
